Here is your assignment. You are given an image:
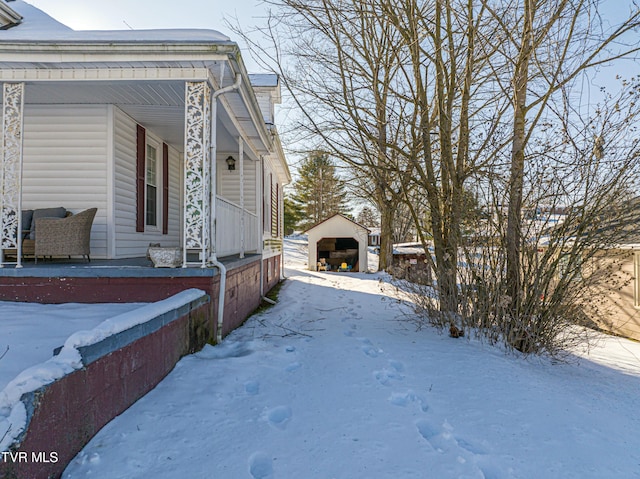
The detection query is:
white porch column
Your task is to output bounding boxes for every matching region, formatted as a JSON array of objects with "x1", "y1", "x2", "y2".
[
  {"x1": 257, "y1": 157, "x2": 263, "y2": 255},
  {"x1": 239, "y1": 138, "x2": 245, "y2": 259},
  {"x1": 182, "y1": 81, "x2": 211, "y2": 267},
  {"x1": 0, "y1": 82, "x2": 25, "y2": 268}
]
